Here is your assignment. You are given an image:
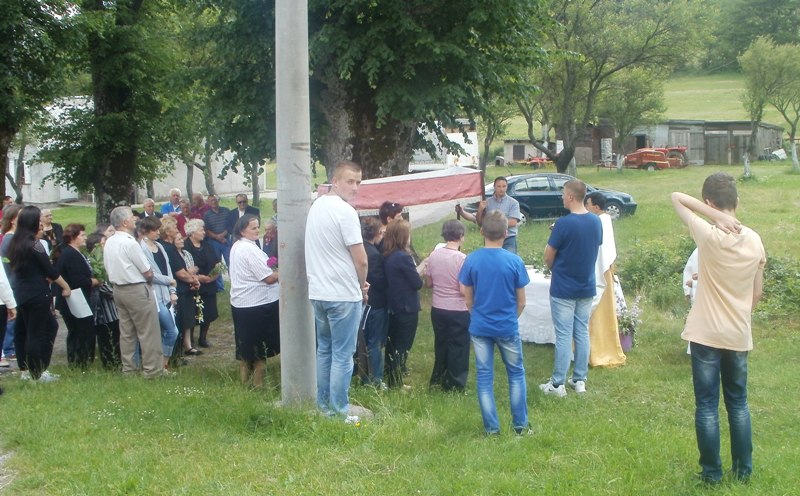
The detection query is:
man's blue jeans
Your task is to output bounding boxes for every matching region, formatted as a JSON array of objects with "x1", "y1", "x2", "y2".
[
  {"x1": 502, "y1": 235, "x2": 517, "y2": 253},
  {"x1": 471, "y1": 334, "x2": 528, "y2": 434},
  {"x1": 690, "y1": 342, "x2": 752, "y2": 482},
  {"x1": 550, "y1": 296, "x2": 592, "y2": 386},
  {"x1": 312, "y1": 300, "x2": 361, "y2": 415},
  {"x1": 363, "y1": 307, "x2": 388, "y2": 385}
]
